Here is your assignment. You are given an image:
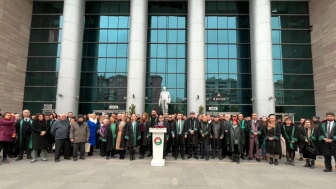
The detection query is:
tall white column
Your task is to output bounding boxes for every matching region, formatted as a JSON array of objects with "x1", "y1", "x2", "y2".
[
  {"x1": 126, "y1": 0, "x2": 148, "y2": 114},
  {"x1": 250, "y1": 0, "x2": 275, "y2": 116},
  {"x1": 187, "y1": 0, "x2": 206, "y2": 114},
  {"x1": 55, "y1": 0, "x2": 85, "y2": 115}
]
